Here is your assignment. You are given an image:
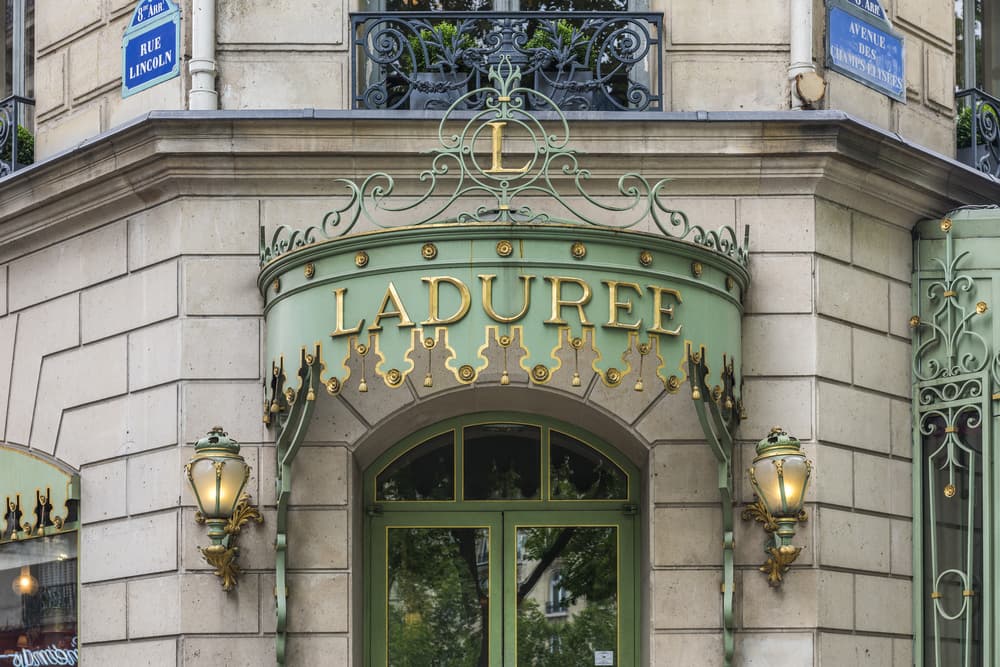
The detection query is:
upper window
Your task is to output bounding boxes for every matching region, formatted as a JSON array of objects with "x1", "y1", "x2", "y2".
[
  {"x1": 372, "y1": 419, "x2": 630, "y2": 505},
  {"x1": 1, "y1": 0, "x2": 34, "y2": 173},
  {"x1": 381, "y1": 0, "x2": 628, "y2": 11}
]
